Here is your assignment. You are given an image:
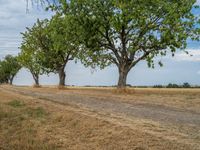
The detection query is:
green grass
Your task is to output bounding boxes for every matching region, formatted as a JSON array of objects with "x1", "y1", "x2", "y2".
[
  {"x1": 26, "y1": 107, "x2": 47, "y2": 118},
  {"x1": 0, "y1": 100, "x2": 56, "y2": 150},
  {"x1": 7, "y1": 100, "x2": 25, "y2": 108},
  {"x1": 6, "y1": 100, "x2": 47, "y2": 118}
]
